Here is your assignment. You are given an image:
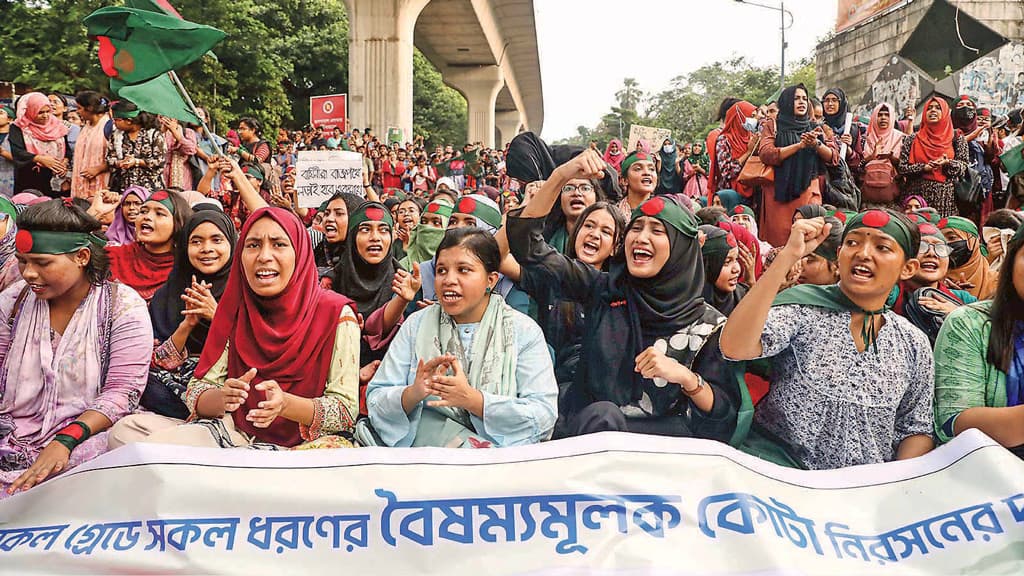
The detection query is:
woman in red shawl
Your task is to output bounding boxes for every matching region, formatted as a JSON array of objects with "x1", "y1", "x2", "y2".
[
  {"x1": 897, "y1": 96, "x2": 969, "y2": 217},
  {"x1": 106, "y1": 189, "x2": 192, "y2": 302},
  {"x1": 8, "y1": 92, "x2": 70, "y2": 196},
  {"x1": 712, "y1": 101, "x2": 760, "y2": 202},
  {"x1": 109, "y1": 207, "x2": 361, "y2": 450},
  {"x1": 602, "y1": 139, "x2": 626, "y2": 174}
]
